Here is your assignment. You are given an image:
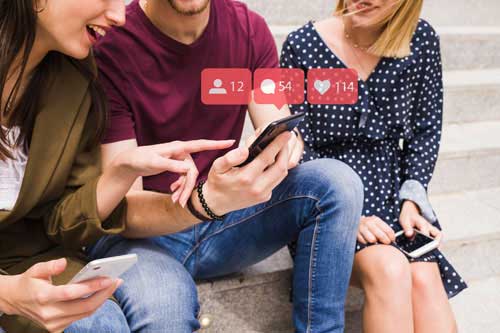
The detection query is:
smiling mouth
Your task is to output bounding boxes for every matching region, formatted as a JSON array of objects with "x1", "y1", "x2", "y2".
[{"x1": 86, "y1": 24, "x2": 107, "y2": 38}]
